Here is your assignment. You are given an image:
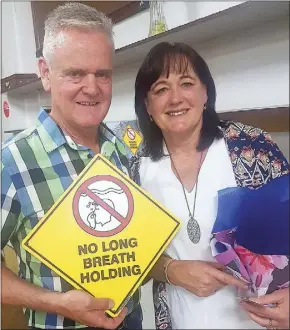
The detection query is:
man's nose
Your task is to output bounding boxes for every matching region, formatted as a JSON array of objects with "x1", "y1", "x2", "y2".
[{"x1": 82, "y1": 74, "x2": 100, "y2": 96}]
